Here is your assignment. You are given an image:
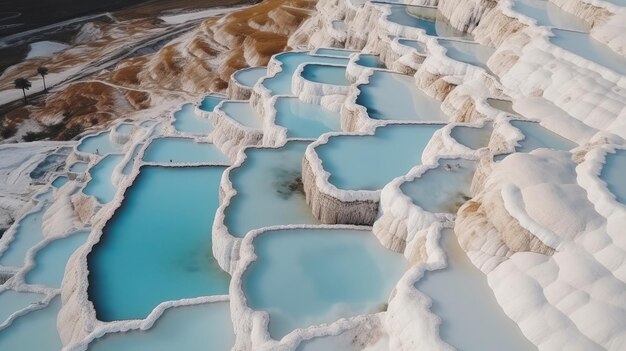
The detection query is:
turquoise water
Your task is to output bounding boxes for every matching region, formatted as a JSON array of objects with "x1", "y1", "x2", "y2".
[
  {"x1": 510, "y1": 120, "x2": 576, "y2": 152},
  {"x1": 263, "y1": 52, "x2": 349, "y2": 95},
  {"x1": 243, "y1": 228, "x2": 406, "y2": 339},
  {"x1": 88, "y1": 166, "x2": 230, "y2": 321},
  {"x1": 88, "y1": 302, "x2": 234, "y2": 351},
  {"x1": 385, "y1": 4, "x2": 469, "y2": 38},
  {"x1": 0, "y1": 296, "x2": 62, "y2": 350},
  {"x1": 314, "y1": 48, "x2": 354, "y2": 57},
  {"x1": 301, "y1": 64, "x2": 349, "y2": 86},
  {"x1": 199, "y1": 95, "x2": 224, "y2": 113},
  {"x1": 122, "y1": 143, "x2": 143, "y2": 175},
  {"x1": 316, "y1": 124, "x2": 442, "y2": 190},
  {"x1": 439, "y1": 39, "x2": 494, "y2": 72},
  {"x1": 356, "y1": 54, "x2": 384, "y2": 68},
  {"x1": 143, "y1": 138, "x2": 228, "y2": 164},
  {"x1": 224, "y1": 141, "x2": 319, "y2": 238},
  {"x1": 83, "y1": 155, "x2": 124, "y2": 204},
  {"x1": 219, "y1": 101, "x2": 262, "y2": 129},
  {"x1": 550, "y1": 29, "x2": 626, "y2": 75},
  {"x1": 450, "y1": 123, "x2": 493, "y2": 150},
  {"x1": 415, "y1": 230, "x2": 535, "y2": 350},
  {"x1": 356, "y1": 71, "x2": 448, "y2": 122},
  {"x1": 0, "y1": 290, "x2": 45, "y2": 324},
  {"x1": 24, "y1": 230, "x2": 89, "y2": 288},
  {"x1": 116, "y1": 123, "x2": 133, "y2": 135},
  {"x1": 51, "y1": 175, "x2": 68, "y2": 188},
  {"x1": 69, "y1": 161, "x2": 89, "y2": 172},
  {"x1": 29, "y1": 153, "x2": 66, "y2": 179},
  {"x1": 397, "y1": 39, "x2": 427, "y2": 54},
  {"x1": 173, "y1": 103, "x2": 212, "y2": 135},
  {"x1": 274, "y1": 97, "x2": 341, "y2": 138},
  {"x1": 234, "y1": 67, "x2": 267, "y2": 87},
  {"x1": 600, "y1": 149, "x2": 626, "y2": 205},
  {"x1": 400, "y1": 159, "x2": 476, "y2": 213},
  {"x1": 511, "y1": 0, "x2": 588, "y2": 31},
  {"x1": 0, "y1": 204, "x2": 49, "y2": 268},
  {"x1": 78, "y1": 132, "x2": 120, "y2": 155}
]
